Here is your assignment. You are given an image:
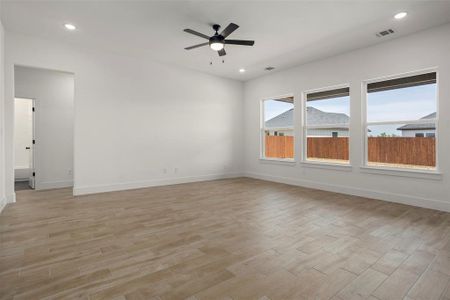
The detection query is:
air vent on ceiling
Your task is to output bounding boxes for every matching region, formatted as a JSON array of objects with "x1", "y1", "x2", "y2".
[
  {"x1": 265, "y1": 66, "x2": 275, "y2": 71},
  {"x1": 376, "y1": 29, "x2": 394, "y2": 37}
]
